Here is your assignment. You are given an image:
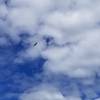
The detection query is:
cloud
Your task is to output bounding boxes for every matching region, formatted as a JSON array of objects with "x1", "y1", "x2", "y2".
[
  {"x1": 38, "y1": 0, "x2": 100, "y2": 79},
  {"x1": 1, "y1": 0, "x2": 100, "y2": 100},
  {"x1": 20, "y1": 84, "x2": 81, "y2": 100},
  {"x1": 42, "y1": 29, "x2": 100, "y2": 78}
]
